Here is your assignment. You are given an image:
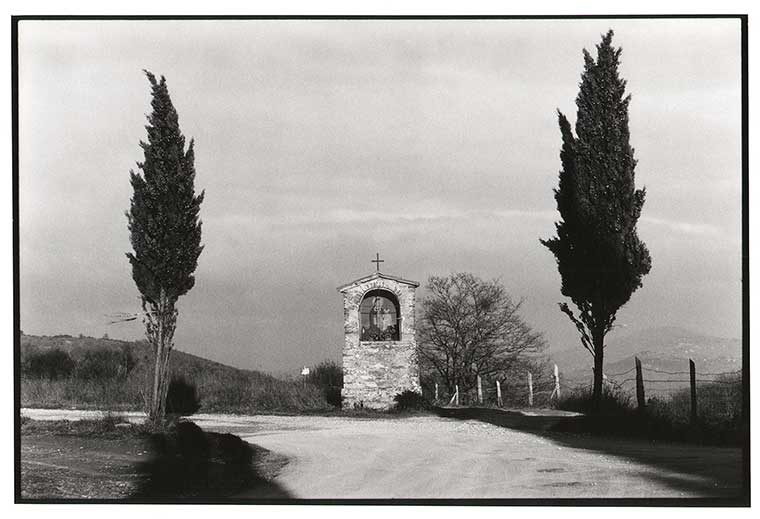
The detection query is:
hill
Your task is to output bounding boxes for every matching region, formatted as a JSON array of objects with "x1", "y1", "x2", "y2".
[
  {"x1": 21, "y1": 332, "x2": 265, "y2": 381},
  {"x1": 19, "y1": 333, "x2": 333, "y2": 413},
  {"x1": 550, "y1": 326, "x2": 742, "y2": 391}
]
